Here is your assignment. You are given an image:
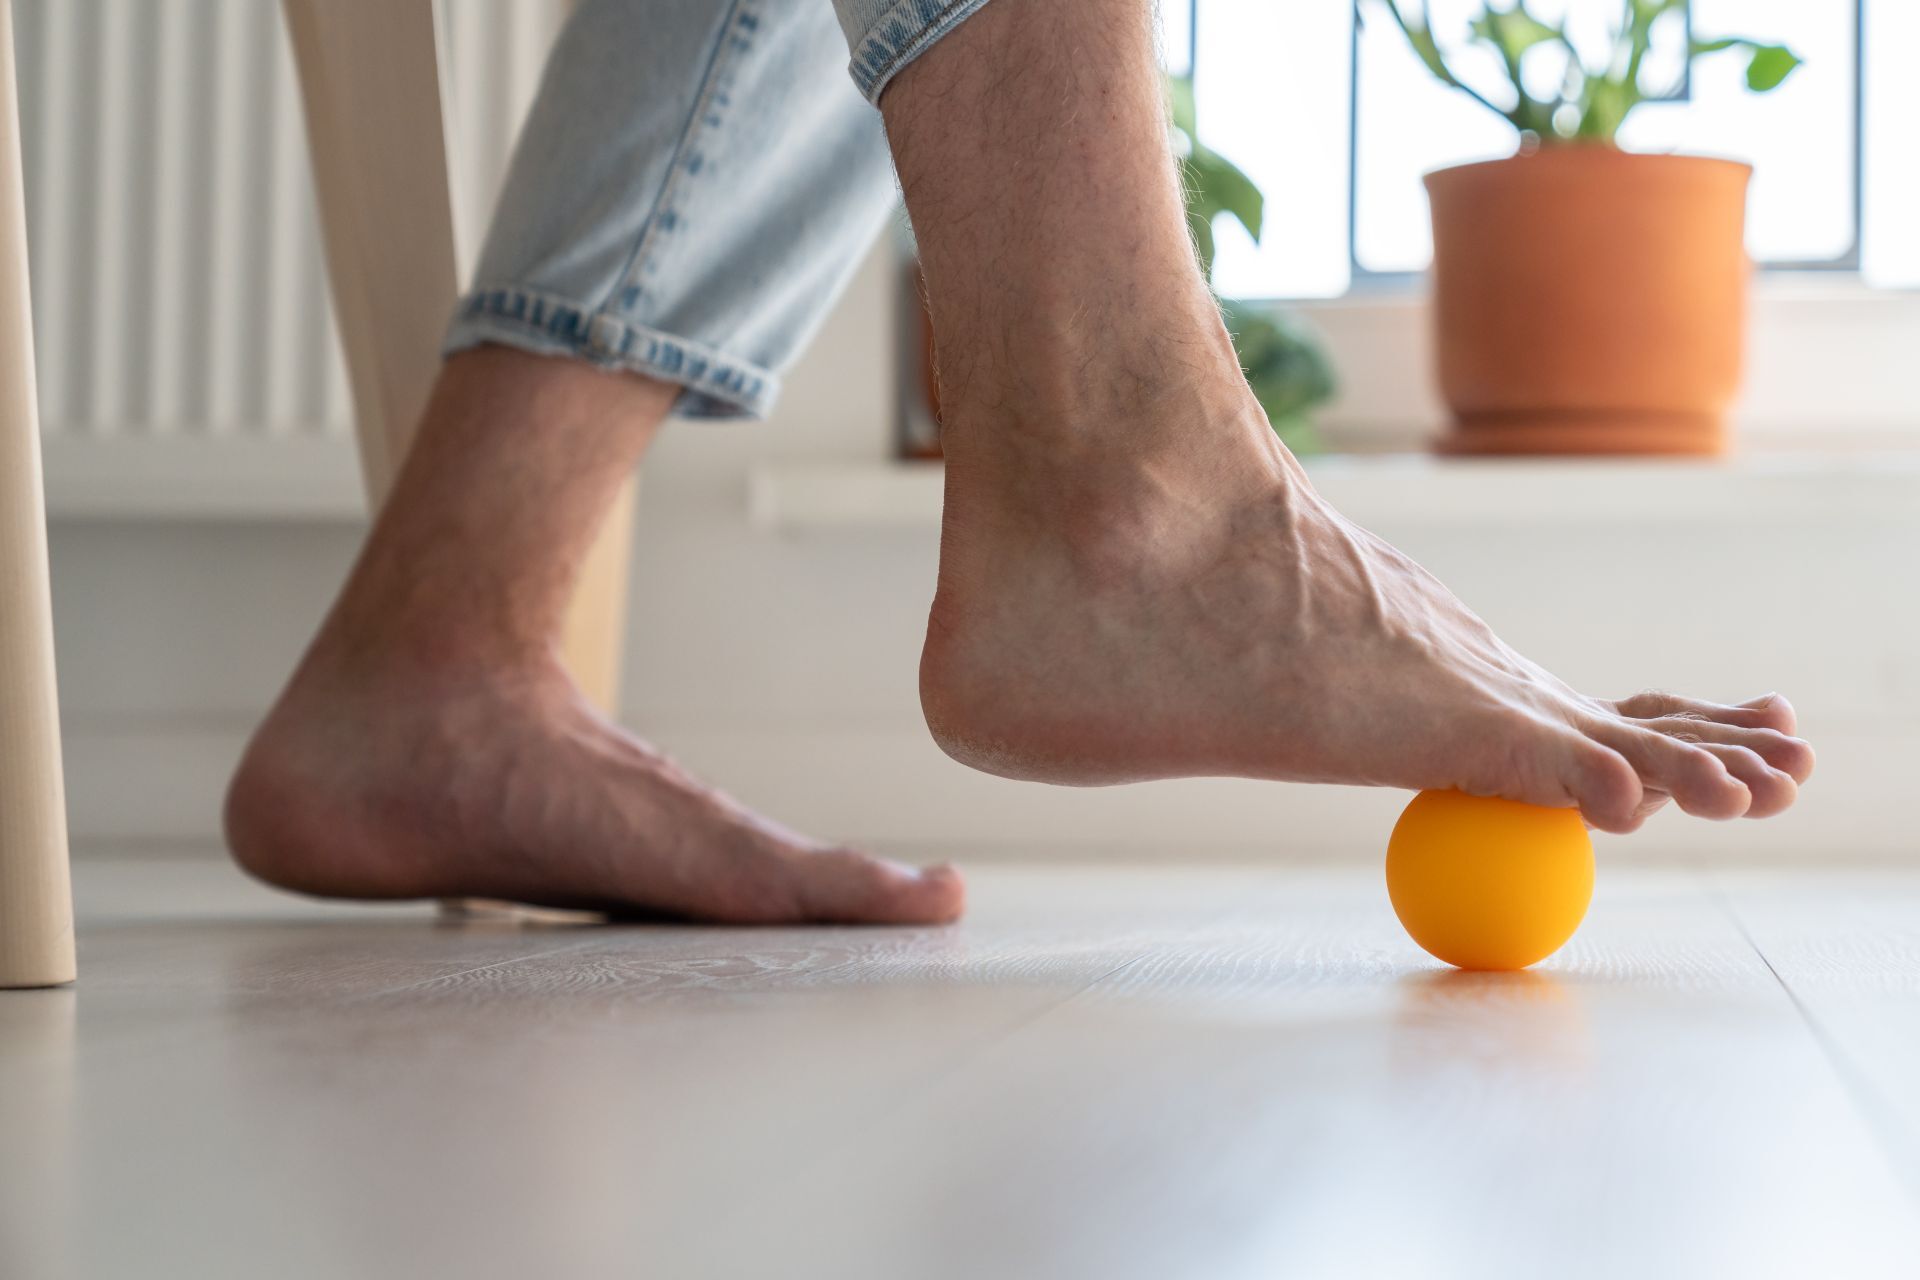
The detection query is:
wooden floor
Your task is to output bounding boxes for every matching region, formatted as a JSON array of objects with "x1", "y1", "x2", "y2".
[{"x1": 3, "y1": 857, "x2": 1919, "y2": 1280}]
